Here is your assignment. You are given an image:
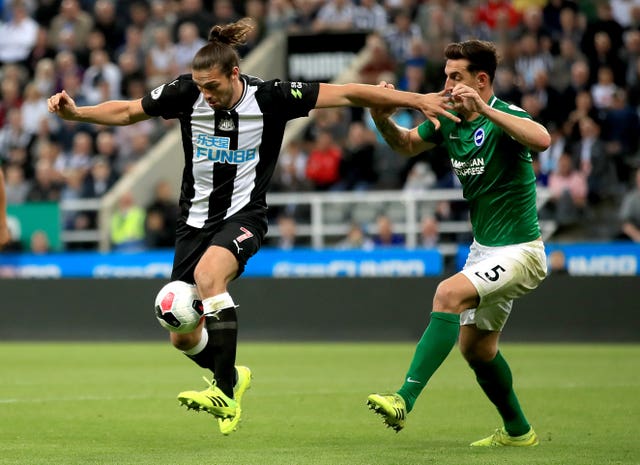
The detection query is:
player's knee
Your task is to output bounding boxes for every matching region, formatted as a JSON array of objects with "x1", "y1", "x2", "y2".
[
  {"x1": 433, "y1": 281, "x2": 462, "y2": 313},
  {"x1": 193, "y1": 264, "x2": 221, "y2": 291},
  {"x1": 460, "y1": 342, "x2": 497, "y2": 363},
  {"x1": 170, "y1": 331, "x2": 199, "y2": 351}
]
